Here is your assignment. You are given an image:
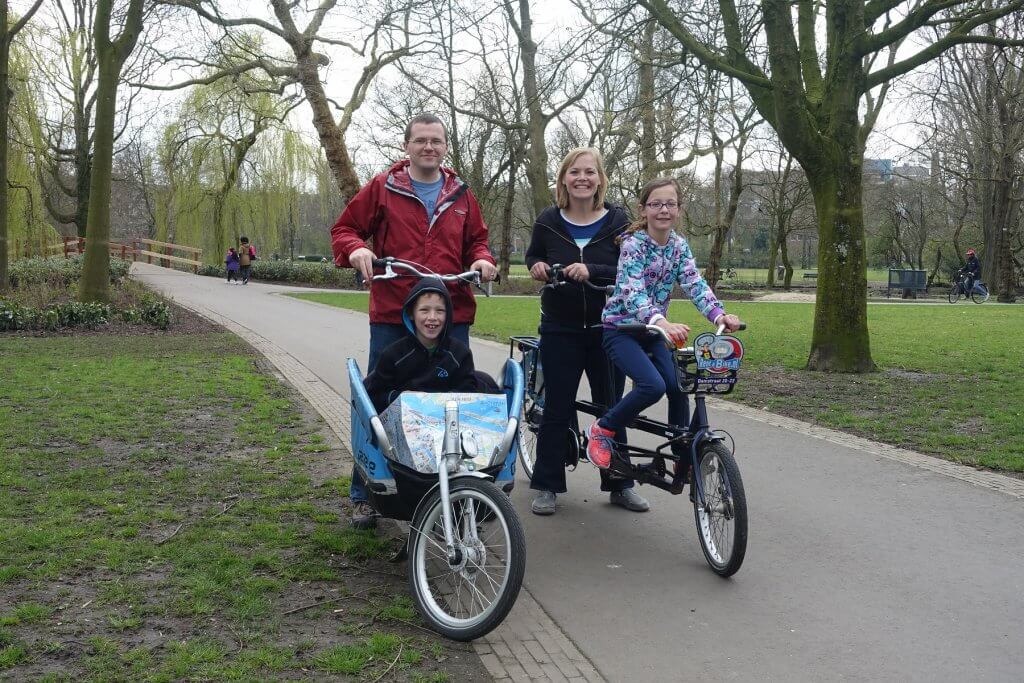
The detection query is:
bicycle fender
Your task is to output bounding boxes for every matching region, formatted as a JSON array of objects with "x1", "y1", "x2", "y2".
[{"x1": 409, "y1": 471, "x2": 495, "y2": 526}]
